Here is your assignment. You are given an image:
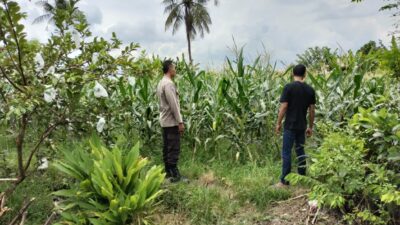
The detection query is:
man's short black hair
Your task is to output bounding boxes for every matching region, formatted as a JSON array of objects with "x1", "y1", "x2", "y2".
[
  {"x1": 293, "y1": 64, "x2": 306, "y2": 77},
  {"x1": 163, "y1": 60, "x2": 174, "y2": 74}
]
